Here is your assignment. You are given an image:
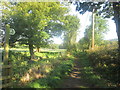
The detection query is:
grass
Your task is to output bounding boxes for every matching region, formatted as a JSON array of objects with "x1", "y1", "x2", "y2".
[
  {"x1": 0, "y1": 48, "x2": 66, "y2": 52},
  {"x1": 8, "y1": 50, "x2": 73, "y2": 88},
  {"x1": 27, "y1": 59, "x2": 74, "y2": 88},
  {"x1": 73, "y1": 52, "x2": 110, "y2": 88},
  {"x1": 3, "y1": 46, "x2": 118, "y2": 88}
]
